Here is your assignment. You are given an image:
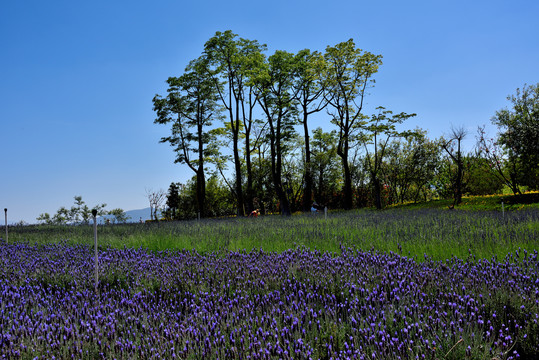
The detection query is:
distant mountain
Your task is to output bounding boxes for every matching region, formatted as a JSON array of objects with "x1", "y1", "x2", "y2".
[{"x1": 98, "y1": 207, "x2": 161, "y2": 224}]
